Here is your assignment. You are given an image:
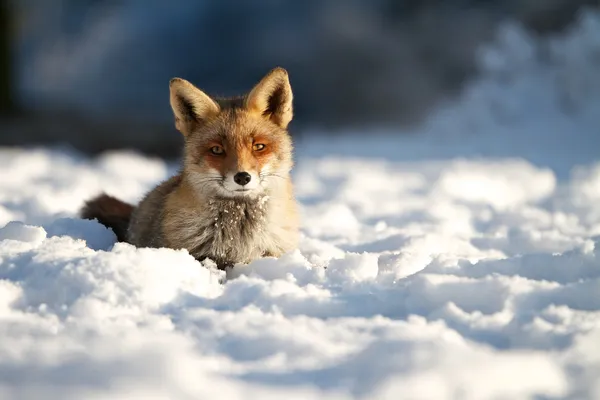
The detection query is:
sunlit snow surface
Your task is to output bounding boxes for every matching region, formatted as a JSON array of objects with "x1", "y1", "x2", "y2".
[{"x1": 2, "y1": 13, "x2": 600, "y2": 400}]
